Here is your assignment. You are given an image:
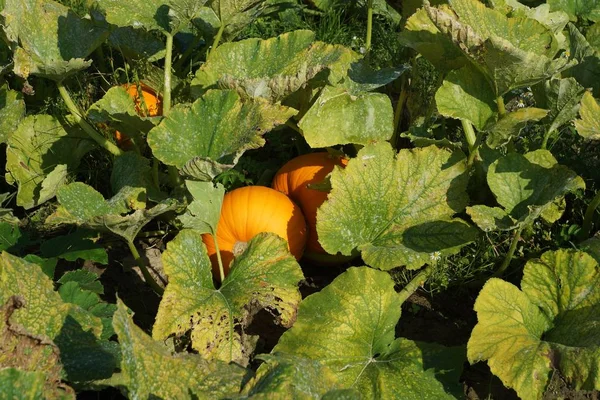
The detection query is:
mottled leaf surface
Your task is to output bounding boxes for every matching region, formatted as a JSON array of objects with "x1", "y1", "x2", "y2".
[
  {"x1": 466, "y1": 205, "x2": 516, "y2": 232},
  {"x1": 0, "y1": 368, "x2": 72, "y2": 400},
  {"x1": 193, "y1": 30, "x2": 355, "y2": 101},
  {"x1": 564, "y1": 24, "x2": 600, "y2": 97},
  {"x1": 114, "y1": 299, "x2": 246, "y2": 398},
  {"x1": 548, "y1": 0, "x2": 600, "y2": 22},
  {"x1": 575, "y1": 91, "x2": 600, "y2": 140},
  {"x1": 485, "y1": 108, "x2": 548, "y2": 148},
  {"x1": 299, "y1": 86, "x2": 394, "y2": 148},
  {"x1": 153, "y1": 231, "x2": 303, "y2": 366},
  {"x1": 147, "y1": 89, "x2": 295, "y2": 169},
  {"x1": 178, "y1": 181, "x2": 224, "y2": 234},
  {"x1": 532, "y1": 77, "x2": 586, "y2": 134},
  {"x1": 435, "y1": 64, "x2": 497, "y2": 131},
  {"x1": 0, "y1": 86, "x2": 25, "y2": 144},
  {"x1": 469, "y1": 249, "x2": 600, "y2": 399},
  {"x1": 318, "y1": 142, "x2": 476, "y2": 270},
  {"x1": 272, "y1": 267, "x2": 454, "y2": 399},
  {"x1": 2, "y1": 0, "x2": 108, "y2": 80},
  {"x1": 5, "y1": 115, "x2": 95, "y2": 209}
]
